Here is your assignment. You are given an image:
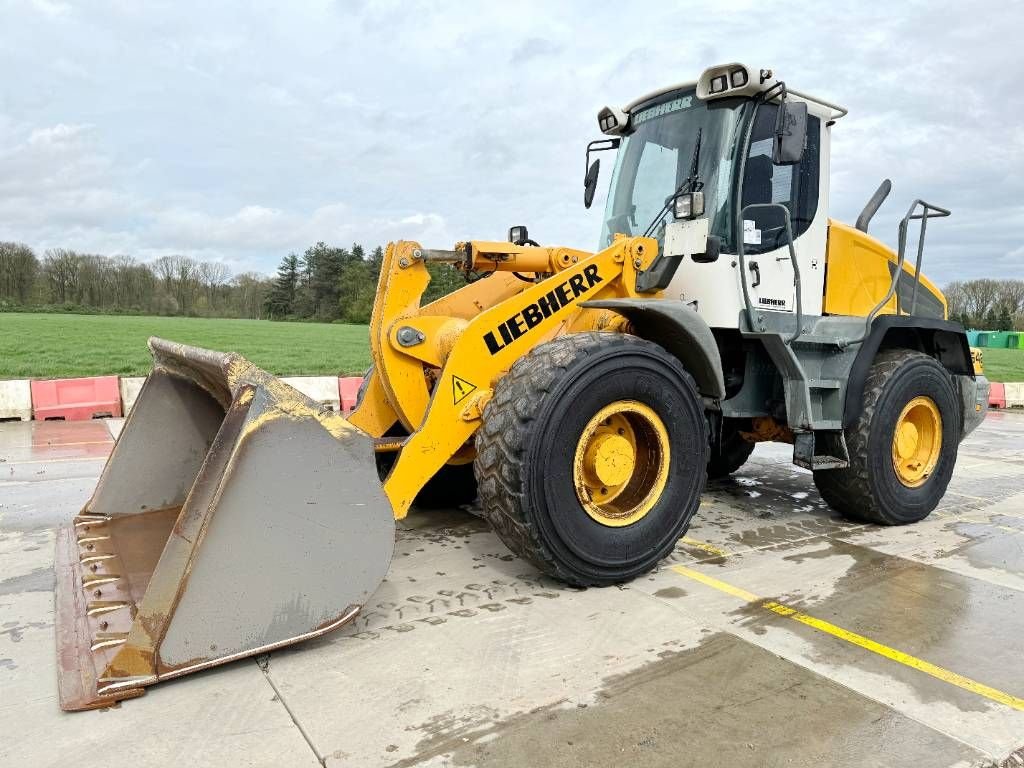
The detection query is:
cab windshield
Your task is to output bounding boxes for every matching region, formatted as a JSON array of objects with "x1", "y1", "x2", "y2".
[{"x1": 599, "y1": 90, "x2": 746, "y2": 250}]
